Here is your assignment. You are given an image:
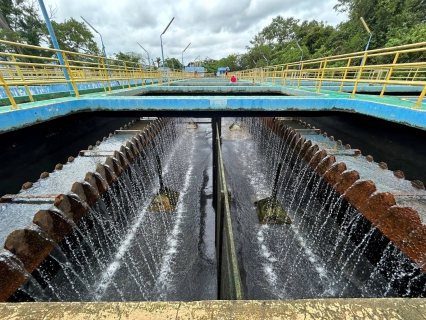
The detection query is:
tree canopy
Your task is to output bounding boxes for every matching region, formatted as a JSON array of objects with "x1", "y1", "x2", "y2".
[
  {"x1": 1, "y1": 0, "x2": 425, "y2": 68},
  {"x1": 0, "y1": 0, "x2": 100, "y2": 57},
  {"x1": 213, "y1": 0, "x2": 426, "y2": 71}
]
